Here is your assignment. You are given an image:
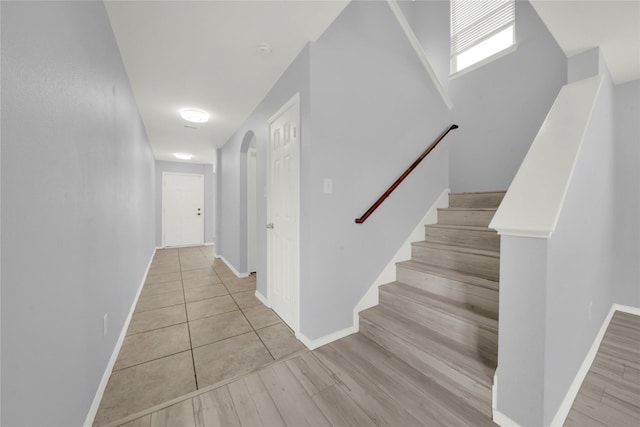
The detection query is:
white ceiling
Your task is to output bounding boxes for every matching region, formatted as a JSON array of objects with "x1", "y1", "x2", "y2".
[
  {"x1": 530, "y1": 0, "x2": 640, "y2": 84},
  {"x1": 106, "y1": 1, "x2": 639, "y2": 166},
  {"x1": 105, "y1": 0, "x2": 348, "y2": 165}
]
